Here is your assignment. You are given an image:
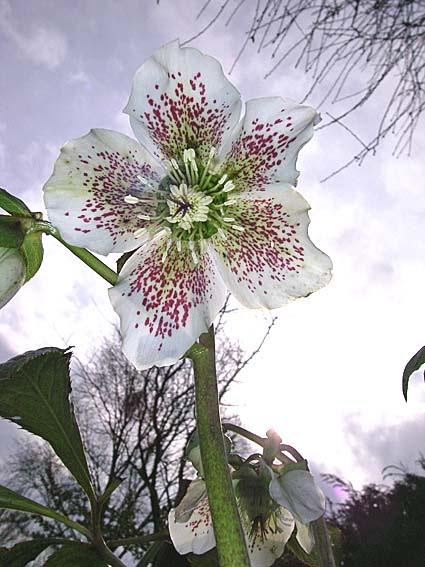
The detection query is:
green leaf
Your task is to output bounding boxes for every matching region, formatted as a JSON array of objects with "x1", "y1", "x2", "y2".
[
  {"x1": 402, "y1": 345, "x2": 425, "y2": 400},
  {"x1": 0, "y1": 348, "x2": 96, "y2": 501},
  {"x1": 21, "y1": 231, "x2": 44, "y2": 281},
  {"x1": 0, "y1": 538, "x2": 59, "y2": 567},
  {"x1": 43, "y1": 544, "x2": 108, "y2": 566},
  {"x1": 0, "y1": 216, "x2": 25, "y2": 248},
  {"x1": 0, "y1": 188, "x2": 32, "y2": 217},
  {"x1": 0, "y1": 485, "x2": 90, "y2": 537}
]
